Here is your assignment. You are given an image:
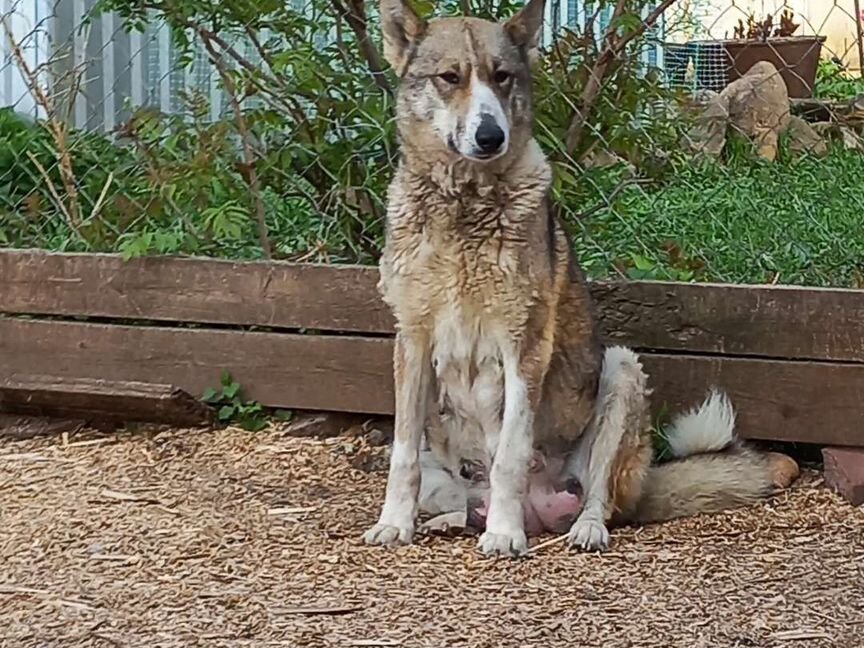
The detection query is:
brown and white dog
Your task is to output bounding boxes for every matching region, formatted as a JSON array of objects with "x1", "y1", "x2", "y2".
[{"x1": 363, "y1": 0, "x2": 799, "y2": 558}]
